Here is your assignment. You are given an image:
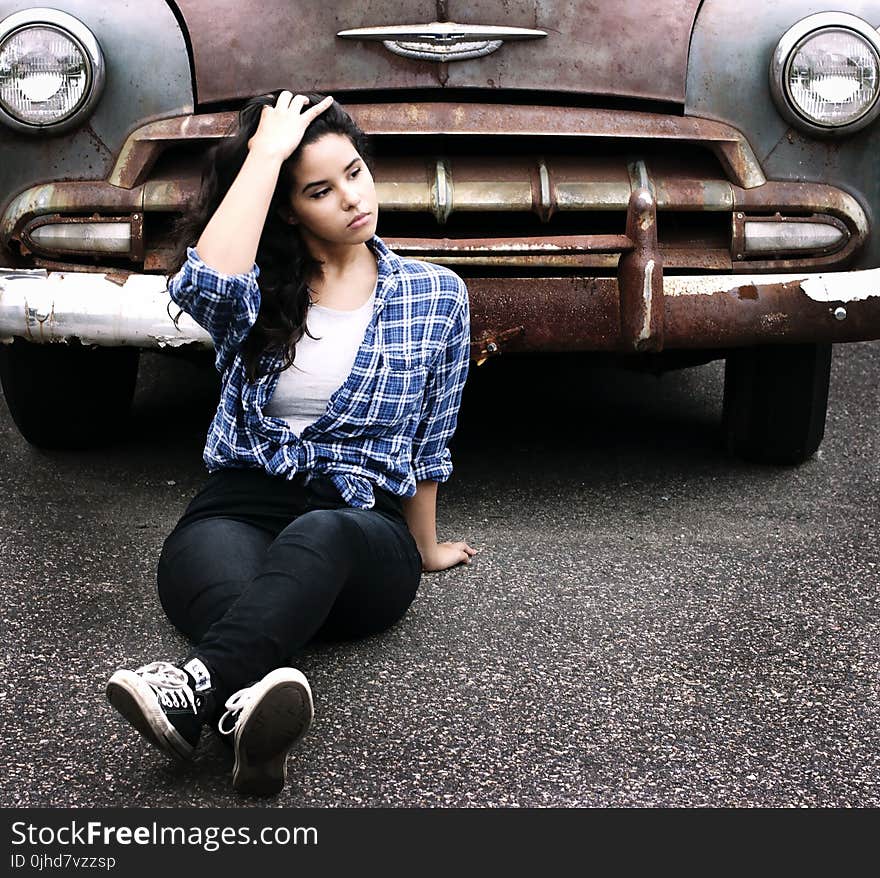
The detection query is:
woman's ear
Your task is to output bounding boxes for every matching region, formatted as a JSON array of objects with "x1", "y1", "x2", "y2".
[{"x1": 276, "y1": 205, "x2": 298, "y2": 225}]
